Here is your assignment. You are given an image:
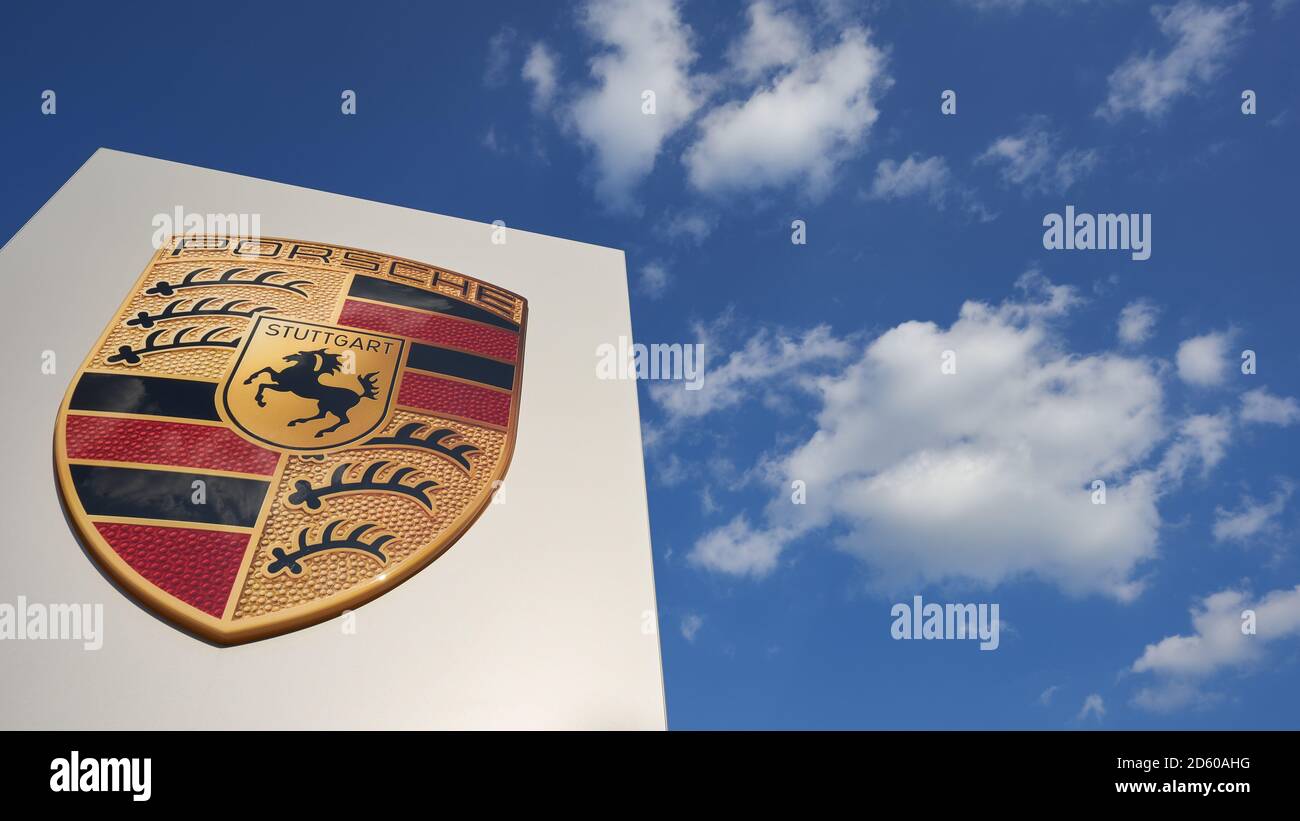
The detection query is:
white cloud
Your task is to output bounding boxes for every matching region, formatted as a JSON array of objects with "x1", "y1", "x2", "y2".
[
  {"x1": 653, "y1": 450, "x2": 689, "y2": 486},
  {"x1": 680, "y1": 613, "x2": 704, "y2": 641},
  {"x1": 701, "y1": 485, "x2": 721, "y2": 515},
  {"x1": 1240, "y1": 388, "x2": 1300, "y2": 426},
  {"x1": 1156, "y1": 412, "x2": 1231, "y2": 480},
  {"x1": 650, "y1": 322, "x2": 854, "y2": 423},
  {"x1": 977, "y1": 119, "x2": 1099, "y2": 194},
  {"x1": 869, "y1": 155, "x2": 951, "y2": 204},
  {"x1": 484, "y1": 27, "x2": 517, "y2": 87},
  {"x1": 522, "y1": 43, "x2": 559, "y2": 110},
  {"x1": 727, "y1": 0, "x2": 812, "y2": 81},
  {"x1": 1175, "y1": 331, "x2": 1231, "y2": 387},
  {"x1": 637, "y1": 261, "x2": 671, "y2": 299},
  {"x1": 1099, "y1": 1, "x2": 1251, "y2": 121},
  {"x1": 546, "y1": 1, "x2": 892, "y2": 204},
  {"x1": 1038, "y1": 685, "x2": 1060, "y2": 705},
  {"x1": 658, "y1": 210, "x2": 717, "y2": 244},
  {"x1": 1052, "y1": 147, "x2": 1101, "y2": 190},
  {"x1": 869, "y1": 154, "x2": 993, "y2": 220},
  {"x1": 1117, "y1": 300, "x2": 1159, "y2": 346},
  {"x1": 1077, "y1": 693, "x2": 1105, "y2": 722},
  {"x1": 1131, "y1": 680, "x2": 1221, "y2": 712},
  {"x1": 566, "y1": 0, "x2": 704, "y2": 209},
  {"x1": 683, "y1": 26, "x2": 889, "y2": 197},
  {"x1": 675, "y1": 274, "x2": 1236, "y2": 596},
  {"x1": 1131, "y1": 585, "x2": 1300, "y2": 710},
  {"x1": 689, "y1": 515, "x2": 792, "y2": 578},
  {"x1": 1213, "y1": 482, "x2": 1293, "y2": 543}
]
